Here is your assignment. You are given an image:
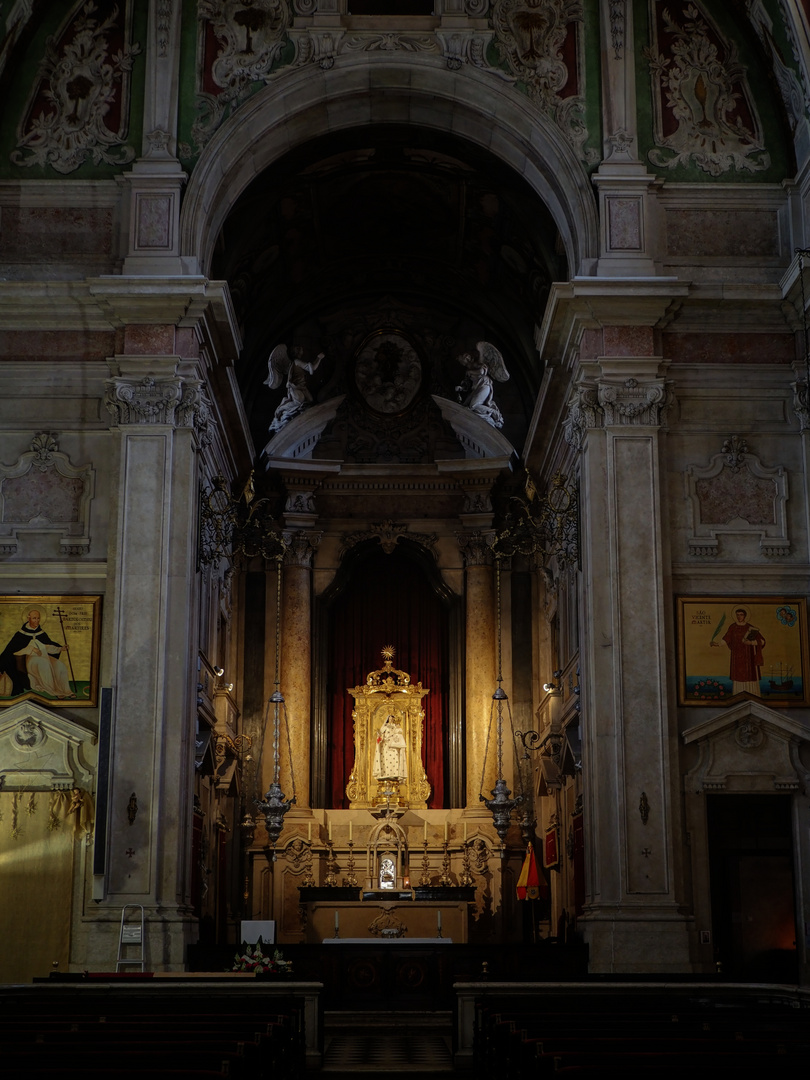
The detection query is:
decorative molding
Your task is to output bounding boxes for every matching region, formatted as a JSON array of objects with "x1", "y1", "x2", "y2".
[
  {"x1": 156, "y1": 0, "x2": 174, "y2": 58},
  {"x1": 683, "y1": 699, "x2": 809, "y2": 795},
  {"x1": 342, "y1": 521, "x2": 438, "y2": 558},
  {"x1": 598, "y1": 376, "x2": 670, "y2": 426},
  {"x1": 0, "y1": 701, "x2": 95, "y2": 791},
  {"x1": 12, "y1": 2, "x2": 140, "y2": 174},
  {"x1": 645, "y1": 0, "x2": 769, "y2": 176},
  {"x1": 563, "y1": 376, "x2": 670, "y2": 446},
  {"x1": 792, "y1": 378, "x2": 809, "y2": 432},
  {"x1": 747, "y1": 0, "x2": 810, "y2": 139},
  {"x1": 492, "y1": 0, "x2": 597, "y2": 164},
  {"x1": 457, "y1": 530, "x2": 494, "y2": 567},
  {"x1": 105, "y1": 376, "x2": 212, "y2": 440},
  {"x1": 609, "y1": 0, "x2": 625, "y2": 60},
  {"x1": 193, "y1": 0, "x2": 291, "y2": 150},
  {"x1": 684, "y1": 435, "x2": 789, "y2": 558},
  {"x1": 283, "y1": 530, "x2": 322, "y2": 568},
  {"x1": 0, "y1": 433, "x2": 95, "y2": 558},
  {"x1": 563, "y1": 383, "x2": 601, "y2": 449}
]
